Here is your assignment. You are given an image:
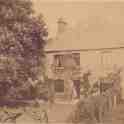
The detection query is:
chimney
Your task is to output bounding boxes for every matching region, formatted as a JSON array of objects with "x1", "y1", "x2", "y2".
[{"x1": 57, "y1": 17, "x2": 68, "y2": 35}]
